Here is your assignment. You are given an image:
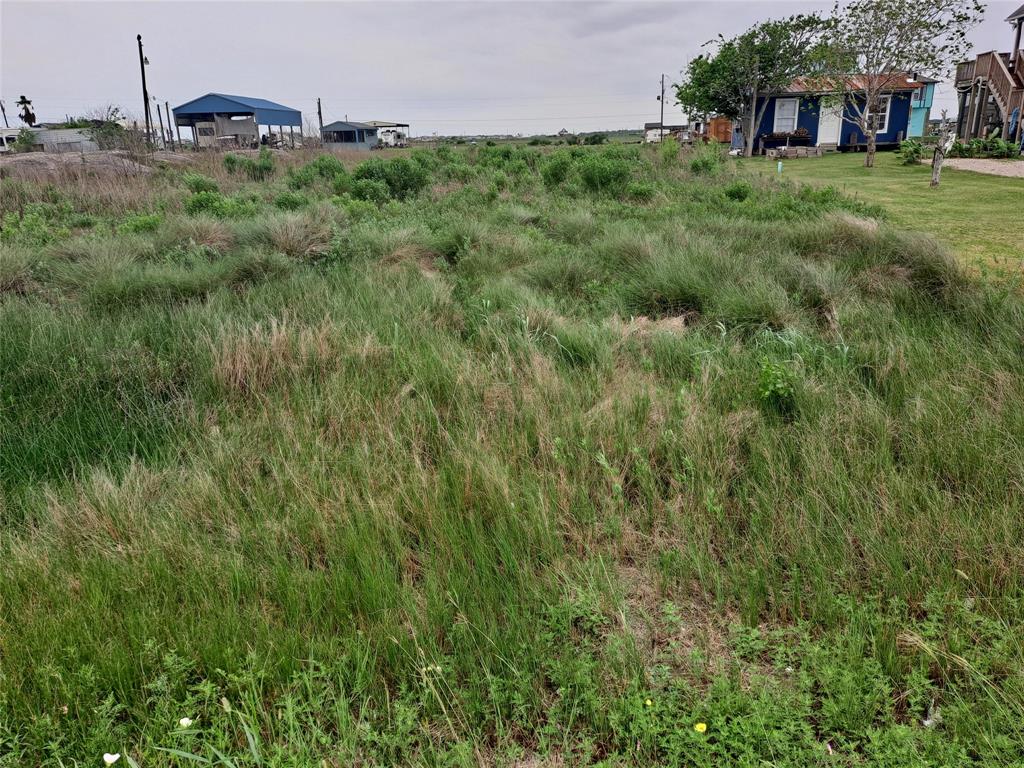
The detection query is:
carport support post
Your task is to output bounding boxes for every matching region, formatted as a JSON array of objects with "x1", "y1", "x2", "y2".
[
  {"x1": 193, "y1": 125, "x2": 198, "y2": 149},
  {"x1": 289, "y1": 125, "x2": 295, "y2": 148}
]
